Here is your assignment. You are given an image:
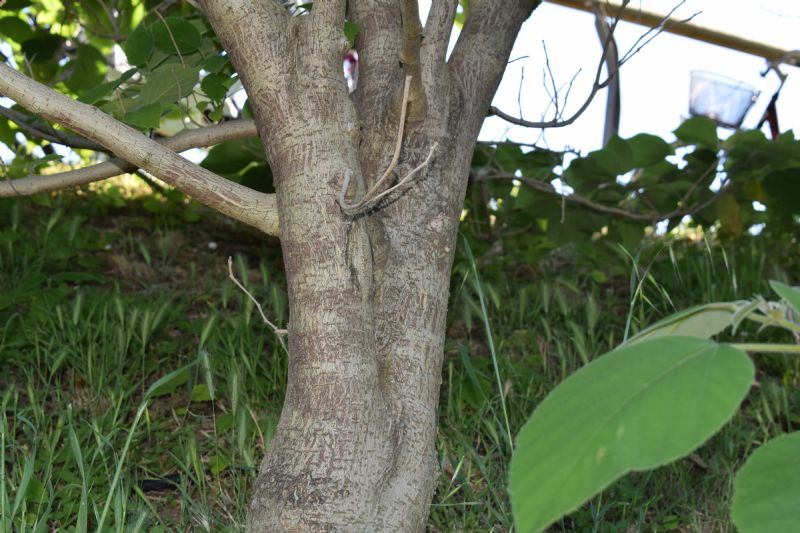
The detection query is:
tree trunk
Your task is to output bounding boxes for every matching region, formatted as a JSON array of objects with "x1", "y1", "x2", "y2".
[{"x1": 200, "y1": 1, "x2": 539, "y2": 530}]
